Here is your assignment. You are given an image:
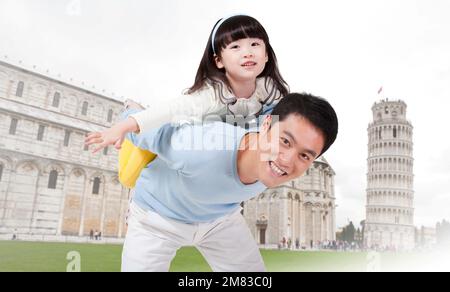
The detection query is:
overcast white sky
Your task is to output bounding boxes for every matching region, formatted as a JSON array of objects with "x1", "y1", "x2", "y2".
[{"x1": 1, "y1": 0, "x2": 449, "y2": 228}]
